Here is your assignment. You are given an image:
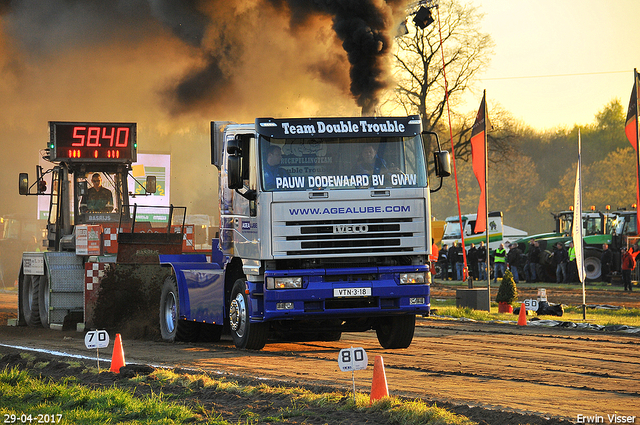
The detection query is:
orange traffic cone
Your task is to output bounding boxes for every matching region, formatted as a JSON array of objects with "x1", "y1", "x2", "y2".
[
  {"x1": 370, "y1": 355, "x2": 389, "y2": 404},
  {"x1": 517, "y1": 302, "x2": 527, "y2": 326},
  {"x1": 110, "y1": 333, "x2": 126, "y2": 373}
]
